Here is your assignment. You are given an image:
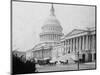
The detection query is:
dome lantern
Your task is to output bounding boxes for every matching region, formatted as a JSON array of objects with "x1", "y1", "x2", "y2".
[{"x1": 50, "y1": 4, "x2": 55, "y2": 16}]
